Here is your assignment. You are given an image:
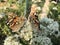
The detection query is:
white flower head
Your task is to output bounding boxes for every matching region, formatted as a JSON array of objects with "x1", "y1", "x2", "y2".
[
  {"x1": 4, "y1": 36, "x2": 22, "y2": 45},
  {"x1": 53, "y1": 7, "x2": 58, "y2": 10},
  {"x1": 37, "y1": 7, "x2": 41, "y2": 10},
  {"x1": 51, "y1": 1, "x2": 57, "y2": 4}
]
